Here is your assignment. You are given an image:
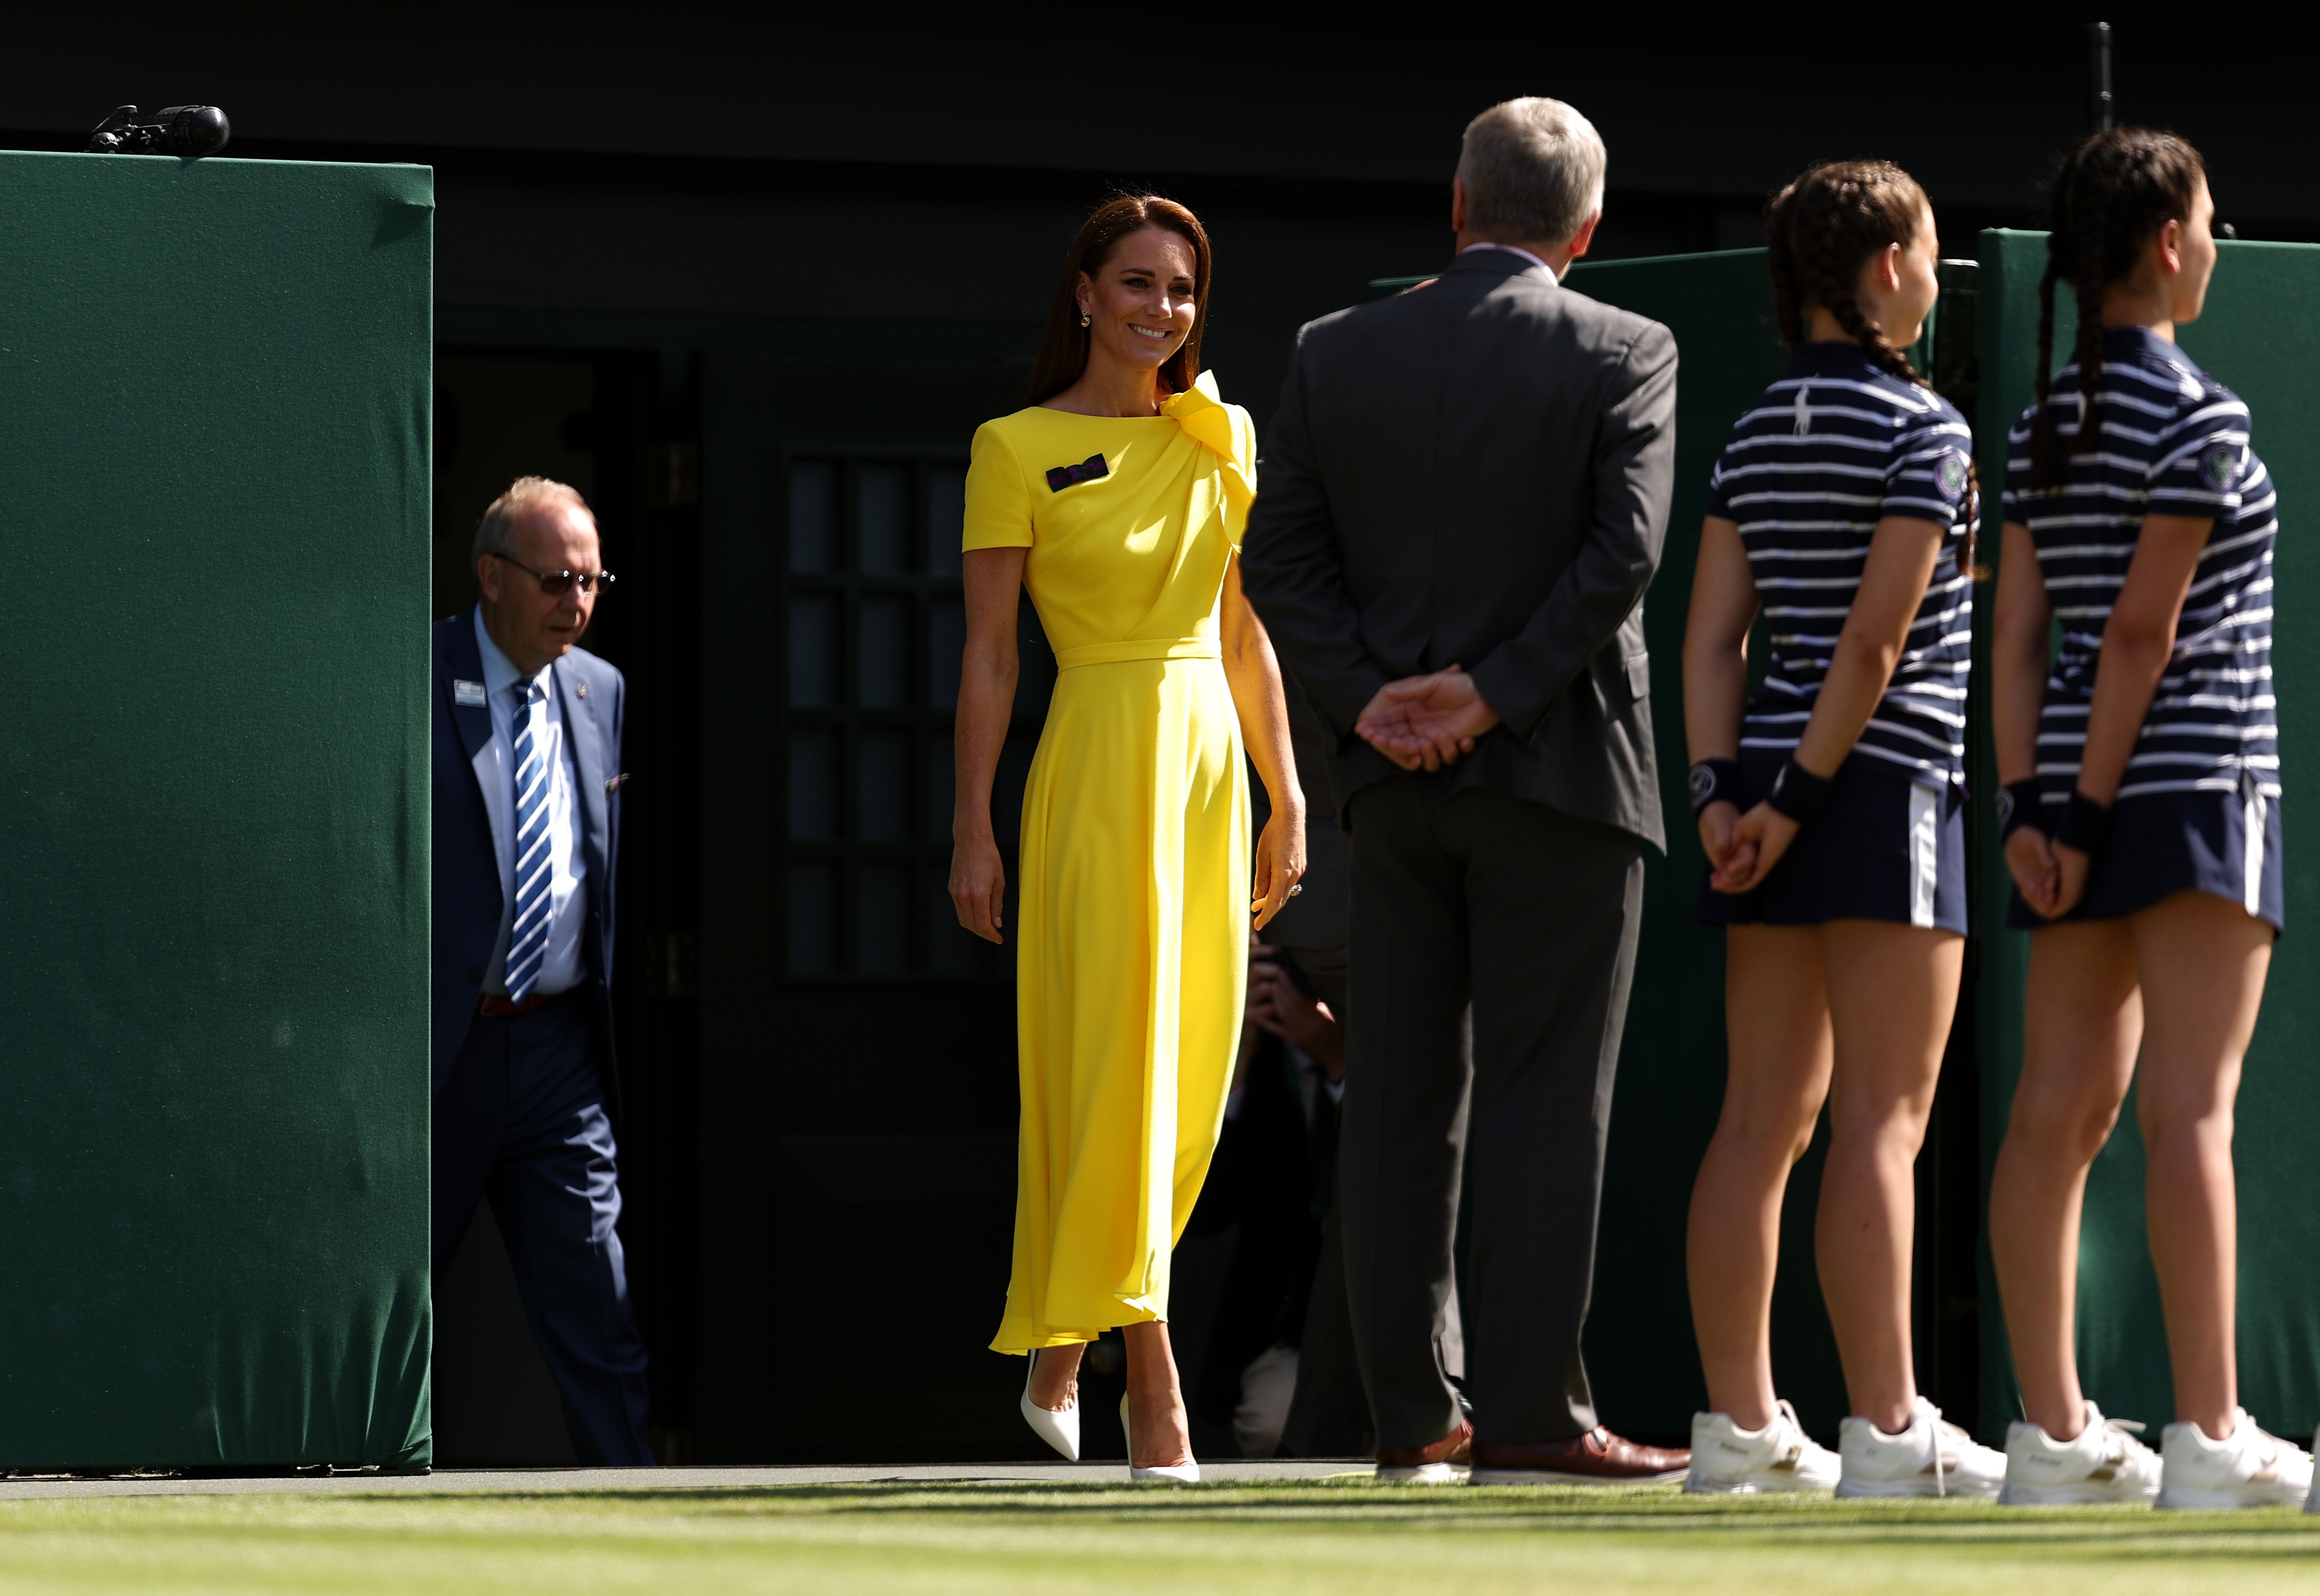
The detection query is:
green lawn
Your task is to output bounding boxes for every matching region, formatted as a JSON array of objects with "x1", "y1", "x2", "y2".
[{"x1": 2, "y1": 1481, "x2": 2317, "y2": 1595}]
